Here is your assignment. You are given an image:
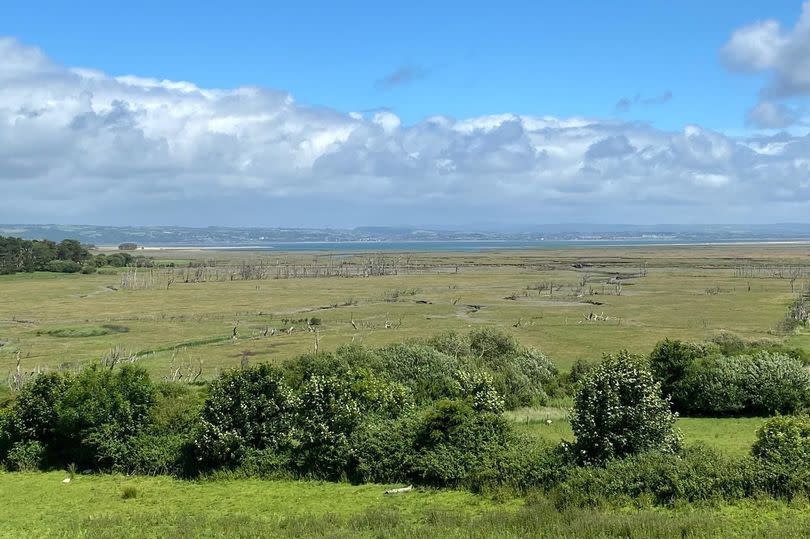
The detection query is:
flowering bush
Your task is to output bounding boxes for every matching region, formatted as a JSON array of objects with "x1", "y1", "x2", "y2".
[{"x1": 571, "y1": 351, "x2": 681, "y2": 465}]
